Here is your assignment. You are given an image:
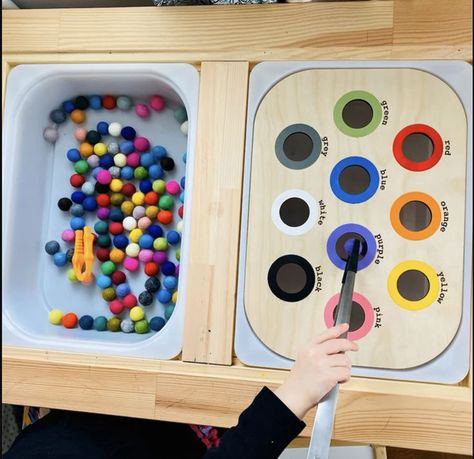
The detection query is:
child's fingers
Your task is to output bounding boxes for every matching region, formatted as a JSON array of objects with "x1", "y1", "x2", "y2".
[
  {"x1": 331, "y1": 366, "x2": 352, "y2": 384},
  {"x1": 328, "y1": 353, "x2": 352, "y2": 368},
  {"x1": 320, "y1": 338, "x2": 358, "y2": 355},
  {"x1": 314, "y1": 323, "x2": 349, "y2": 344}
]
